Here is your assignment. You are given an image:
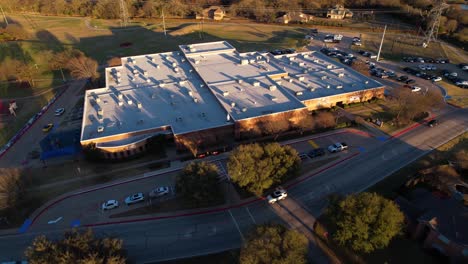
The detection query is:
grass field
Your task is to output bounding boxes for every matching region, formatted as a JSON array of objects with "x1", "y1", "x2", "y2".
[{"x1": 439, "y1": 81, "x2": 468, "y2": 108}]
